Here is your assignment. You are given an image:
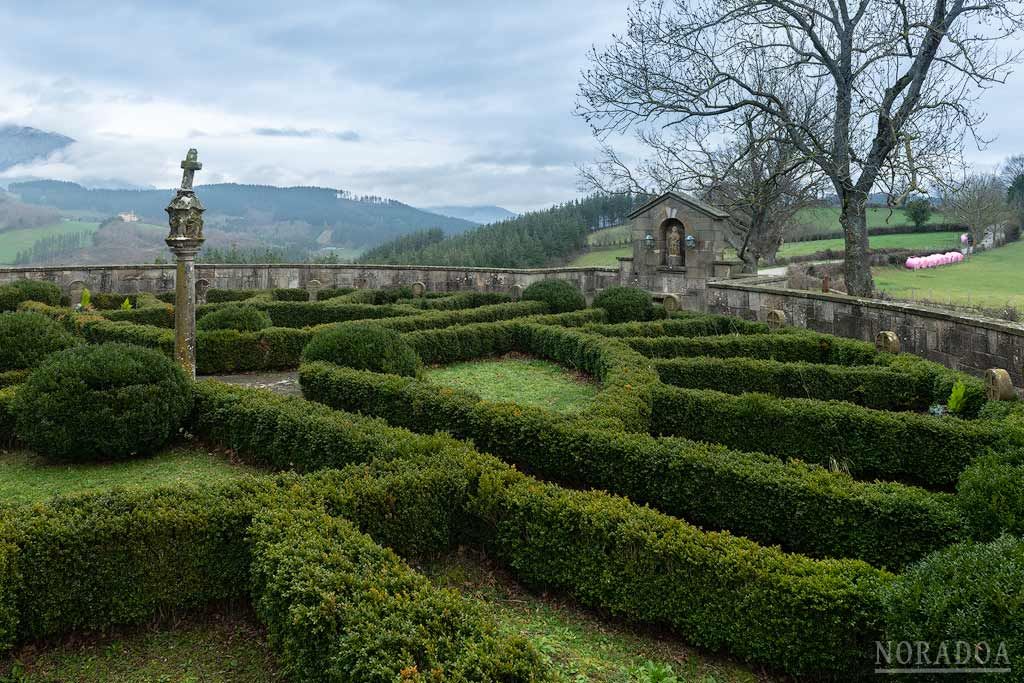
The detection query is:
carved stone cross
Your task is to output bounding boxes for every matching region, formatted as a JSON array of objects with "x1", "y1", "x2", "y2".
[{"x1": 180, "y1": 148, "x2": 202, "y2": 191}]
